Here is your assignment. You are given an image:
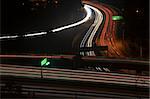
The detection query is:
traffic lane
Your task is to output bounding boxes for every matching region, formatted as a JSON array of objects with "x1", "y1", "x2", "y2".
[
  {"x1": 1, "y1": 75, "x2": 149, "y2": 98},
  {"x1": 2, "y1": 0, "x2": 84, "y2": 36},
  {"x1": 1, "y1": 5, "x2": 95, "y2": 54},
  {"x1": 0, "y1": 5, "x2": 92, "y2": 40},
  {"x1": 97, "y1": 2, "x2": 126, "y2": 57},
  {"x1": 51, "y1": 5, "x2": 92, "y2": 32},
  {"x1": 0, "y1": 19, "x2": 94, "y2": 54},
  {"x1": 95, "y1": 4, "x2": 121, "y2": 57},
  {"x1": 0, "y1": 64, "x2": 149, "y2": 87},
  {"x1": 83, "y1": 1, "x2": 124, "y2": 57},
  {"x1": 80, "y1": 4, "x2": 104, "y2": 56},
  {"x1": 86, "y1": 5, "x2": 103, "y2": 56}
]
